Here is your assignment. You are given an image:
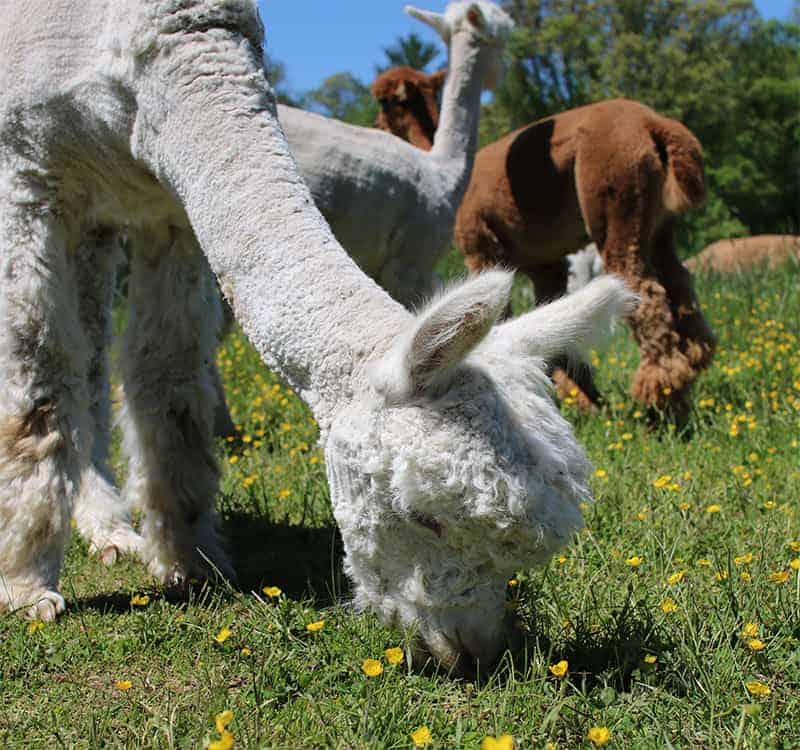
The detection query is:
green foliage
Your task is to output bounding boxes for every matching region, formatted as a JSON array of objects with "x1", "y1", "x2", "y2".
[
  {"x1": 2, "y1": 262, "x2": 799, "y2": 748},
  {"x1": 302, "y1": 72, "x2": 378, "y2": 127},
  {"x1": 378, "y1": 32, "x2": 441, "y2": 73}
]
